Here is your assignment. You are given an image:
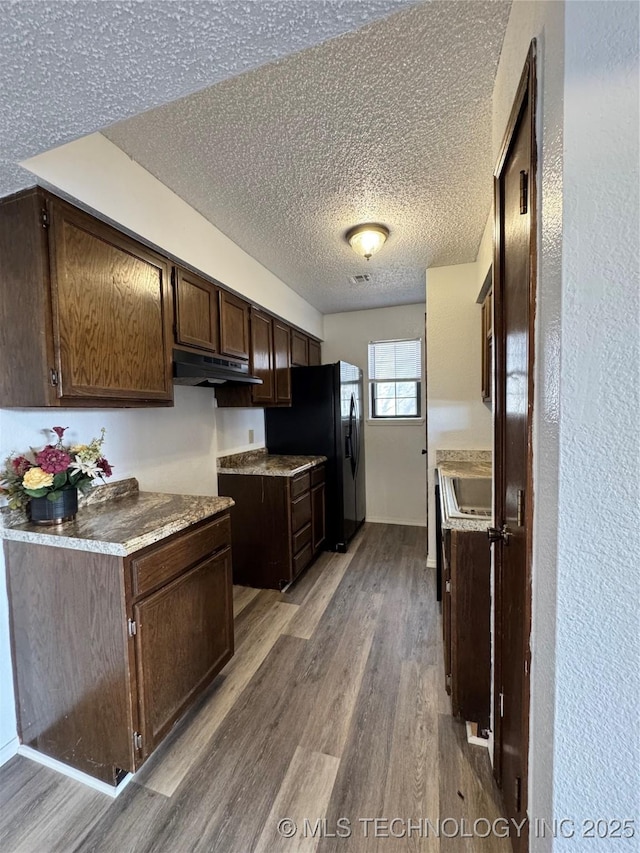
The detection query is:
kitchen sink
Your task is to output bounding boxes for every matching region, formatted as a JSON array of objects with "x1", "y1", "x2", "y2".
[{"x1": 442, "y1": 476, "x2": 492, "y2": 520}]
